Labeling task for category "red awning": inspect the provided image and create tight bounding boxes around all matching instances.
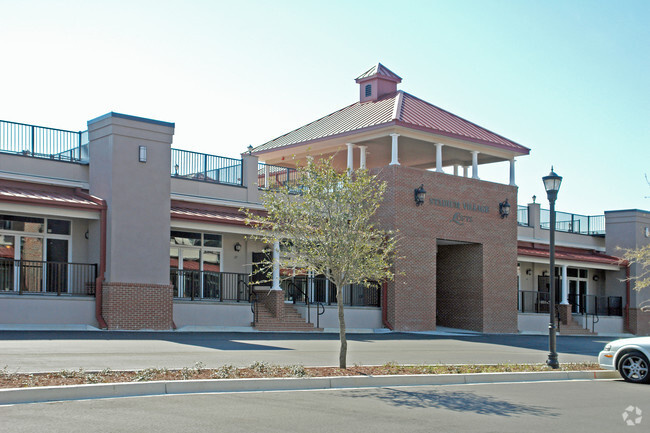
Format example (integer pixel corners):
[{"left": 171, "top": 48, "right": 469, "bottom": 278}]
[{"left": 518, "top": 242, "right": 624, "bottom": 267}]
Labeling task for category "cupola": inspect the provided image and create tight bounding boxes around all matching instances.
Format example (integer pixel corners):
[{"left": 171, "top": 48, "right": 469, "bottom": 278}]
[{"left": 355, "top": 63, "right": 402, "bottom": 103}]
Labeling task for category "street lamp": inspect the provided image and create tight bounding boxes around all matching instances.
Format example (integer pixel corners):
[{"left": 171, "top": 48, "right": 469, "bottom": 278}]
[{"left": 543, "top": 166, "right": 562, "bottom": 369}]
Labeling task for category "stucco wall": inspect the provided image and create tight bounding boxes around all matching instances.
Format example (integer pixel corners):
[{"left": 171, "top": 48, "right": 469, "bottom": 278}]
[
  {"left": 173, "top": 301, "right": 253, "bottom": 327},
  {"left": 293, "top": 304, "right": 382, "bottom": 329},
  {"left": 0, "top": 295, "right": 97, "bottom": 326}
]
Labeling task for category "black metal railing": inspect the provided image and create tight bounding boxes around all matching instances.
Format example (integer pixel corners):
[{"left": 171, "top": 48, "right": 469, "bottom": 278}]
[
  {"left": 519, "top": 290, "right": 622, "bottom": 317},
  {"left": 281, "top": 276, "right": 380, "bottom": 307},
  {"left": 170, "top": 269, "right": 250, "bottom": 301},
  {"left": 257, "top": 163, "right": 300, "bottom": 190},
  {"left": 171, "top": 149, "right": 243, "bottom": 186},
  {"left": 518, "top": 290, "right": 550, "bottom": 313},
  {"left": 540, "top": 209, "right": 605, "bottom": 236},
  {"left": 0, "top": 258, "right": 97, "bottom": 295},
  {"left": 568, "top": 294, "right": 623, "bottom": 317},
  {"left": 517, "top": 205, "right": 529, "bottom": 227},
  {"left": 0, "top": 120, "right": 88, "bottom": 163}
]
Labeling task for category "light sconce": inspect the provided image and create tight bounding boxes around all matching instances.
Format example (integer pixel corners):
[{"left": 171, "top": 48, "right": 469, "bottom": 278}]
[
  {"left": 593, "top": 275, "right": 600, "bottom": 282},
  {"left": 138, "top": 145, "right": 147, "bottom": 163},
  {"left": 414, "top": 184, "right": 426, "bottom": 206},
  {"left": 234, "top": 242, "right": 242, "bottom": 252},
  {"left": 174, "top": 164, "right": 179, "bottom": 176},
  {"left": 526, "top": 269, "right": 532, "bottom": 275},
  {"left": 84, "top": 230, "right": 89, "bottom": 240},
  {"left": 247, "top": 145, "right": 253, "bottom": 155},
  {"left": 499, "top": 198, "right": 511, "bottom": 218}
]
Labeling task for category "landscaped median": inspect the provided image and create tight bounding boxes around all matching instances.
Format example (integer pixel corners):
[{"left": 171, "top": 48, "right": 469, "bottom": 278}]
[{"left": 0, "top": 363, "right": 620, "bottom": 405}]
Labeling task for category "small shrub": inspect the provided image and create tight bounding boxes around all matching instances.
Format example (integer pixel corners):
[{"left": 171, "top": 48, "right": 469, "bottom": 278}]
[
  {"left": 213, "top": 364, "right": 237, "bottom": 379},
  {"left": 287, "top": 364, "right": 306, "bottom": 377}
]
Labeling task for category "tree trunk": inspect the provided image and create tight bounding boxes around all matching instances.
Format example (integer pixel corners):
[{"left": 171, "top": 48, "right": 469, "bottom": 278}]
[{"left": 337, "top": 284, "right": 347, "bottom": 369}]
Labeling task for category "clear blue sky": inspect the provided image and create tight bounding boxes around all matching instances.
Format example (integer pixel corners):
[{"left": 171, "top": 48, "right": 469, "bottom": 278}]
[{"left": 1, "top": 0, "right": 648, "bottom": 215}]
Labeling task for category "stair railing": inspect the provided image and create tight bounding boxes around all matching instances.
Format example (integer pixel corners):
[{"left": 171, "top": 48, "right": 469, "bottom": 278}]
[
  {"left": 315, "top": 302, "right": 325, "bottom": 329},
  {"left": 287, "top": 281, "right": 310, "bottom": 324},
  {"left": 249, "top": 291, "right": 258, "bottom": 324}
]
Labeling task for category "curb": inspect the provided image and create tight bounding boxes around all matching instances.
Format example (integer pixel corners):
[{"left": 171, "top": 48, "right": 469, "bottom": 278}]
[{"left": 0, "top": 370, "right": 620, "bottom": 405}]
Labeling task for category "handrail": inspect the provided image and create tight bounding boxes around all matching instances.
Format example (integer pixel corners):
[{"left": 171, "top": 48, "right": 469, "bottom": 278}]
[
  {"left": 315, "top": 302, "right": 325, "bottom": 329},
  {"left": 237, "top": 279, "right": 251, "bottom": 303},
  {"left": 288, "top": 281, "right": 310, "bottom": 324},
  {"left": 250, "top": 291, "right": 258, "bottom": 324}
]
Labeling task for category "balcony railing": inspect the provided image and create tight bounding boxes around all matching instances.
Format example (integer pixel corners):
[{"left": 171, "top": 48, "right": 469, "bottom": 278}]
[
  {"left": 568, "top": 293, "right": 623, "bottom": 317},
  {"left": 0, "top": 258, "right": 97, "bottom": 296},
  {"left": 281, "top": 275, "right": 381, "bottom": 307},
  {"left": 257, "top": 163, "right": 301, "bottom": 191},
  {"left": 0, "top": 120, "right": 88, "bottom": 164},
  {"left": 517, "top": 205, "right": 529, "bottom": 227},
  {"left": 170, "top": 269, "right": 250, "bottom": 301},
  {"left": 518, "top": 290, "right": 622, "bottom": 317},
  {"left": 540, "top": 209, "right": 605, "bottom": 236},
  {"left": 171, "top": 149, "right": 243, "bottom": 186}
]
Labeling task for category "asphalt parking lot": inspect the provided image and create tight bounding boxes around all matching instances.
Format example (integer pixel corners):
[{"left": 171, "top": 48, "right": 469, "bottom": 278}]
[{"left": 0, "top": 331, "right": 608, "bottom": 373}]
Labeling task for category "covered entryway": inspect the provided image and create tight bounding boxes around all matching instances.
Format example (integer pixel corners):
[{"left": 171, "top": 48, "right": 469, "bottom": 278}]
[{"left": 435, "top": 239, "right": 484, "bottom": 332}]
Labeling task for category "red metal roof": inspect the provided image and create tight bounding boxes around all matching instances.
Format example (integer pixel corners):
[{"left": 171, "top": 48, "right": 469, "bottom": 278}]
[
  {"left": 254, "top": 91, "right": 529, "bottom": 155},
  {"left": 170, "top": 206, "right": 249, "bottom": 226},
  {"left": 0, "top": 186, "right": 101, "bottom": 210},
  {"left": 355, "top": 63, "right": 402, "bottom": 82},
  {"left": 518, "top": 242, "right": 624, "bottom": 267}
]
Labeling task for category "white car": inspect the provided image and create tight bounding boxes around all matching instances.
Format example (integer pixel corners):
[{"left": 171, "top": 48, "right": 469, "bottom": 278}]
[{"left": 599, "top": 337, "right": 650, "bottom": 384}]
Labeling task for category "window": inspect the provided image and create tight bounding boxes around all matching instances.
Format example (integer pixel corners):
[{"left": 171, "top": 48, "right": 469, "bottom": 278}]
[
  {"left": 169, "top": 230, "right": 223, "bottom": 299},
  {"left": 365, "top": 84, "right": 372, "bottom": 97},
  {"left": 0, "top": 214, "right": 72, "bottom": 293}
]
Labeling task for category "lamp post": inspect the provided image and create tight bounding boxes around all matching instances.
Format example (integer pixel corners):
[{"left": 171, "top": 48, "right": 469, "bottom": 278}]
[{"left": 542, "top": 167, "right": 562, "bottom": 369}]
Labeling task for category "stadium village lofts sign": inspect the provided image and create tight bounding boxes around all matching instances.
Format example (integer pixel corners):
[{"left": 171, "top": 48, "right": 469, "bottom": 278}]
[{"left": 428, "top": 198, "right": 490, "bottom": 225}]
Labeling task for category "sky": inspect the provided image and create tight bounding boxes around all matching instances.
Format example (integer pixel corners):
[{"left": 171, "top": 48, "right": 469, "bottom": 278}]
[{"left": 1, "top": 0, "right": 648, "bottom": 215}]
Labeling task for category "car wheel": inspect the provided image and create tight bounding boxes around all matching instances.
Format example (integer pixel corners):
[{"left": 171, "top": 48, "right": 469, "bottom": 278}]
[{"left": 618, "top": 352, "right": 650, "bottom": 384}]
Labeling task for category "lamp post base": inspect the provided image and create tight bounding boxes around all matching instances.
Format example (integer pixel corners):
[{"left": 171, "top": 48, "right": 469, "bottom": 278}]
[{"left": 546, "top": 354, "right": 560, "bottom": 369}]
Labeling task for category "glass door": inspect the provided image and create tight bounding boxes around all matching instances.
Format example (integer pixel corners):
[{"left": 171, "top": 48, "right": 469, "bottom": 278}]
[
  {"left": 0, "top": 235, "right": 15, "bottom": 292},
  {"left": 46, "top": 239, "right": 68, "bottom": 293},
  {"left": 20, "top": 237, "right": 43, "bottom": 292}
]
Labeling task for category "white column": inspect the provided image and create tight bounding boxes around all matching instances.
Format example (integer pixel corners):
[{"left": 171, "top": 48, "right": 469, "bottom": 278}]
[
  {"left": 359, "top": 145, "right": 367, "bottom": 169},
  {"left": 463, "top": 166, "right": 469, "bottom": 178},
  {"left": 435, "top": 143, "right": 444, "bottom": 173},
  {"left": 346, "top": 143, "right": 354, "bottom": 172},
  {"left": 272, "top": 240, "right": 281, "bottom": 291},
  {"left": 453, "top": 164, "right": 459, "bottom": 176},
  {"left": 509, "top": 159, "right": 516, "bottom": 186},
  {"left": 471, "top": 151, "right": 480, "bottom": 179},
  {"left": 264, "top": 164, "right": 270, "bottom": 189},
  {"left": 389, "top": 133, "right": 400, "bottom": 165},
  {"left": 560, "top": 265, "right": 569, "bottom": 305}
]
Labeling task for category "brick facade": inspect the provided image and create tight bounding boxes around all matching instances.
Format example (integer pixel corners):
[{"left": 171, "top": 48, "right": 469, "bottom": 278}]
[
  {"left": 374, "top": 165, "right": 518, "bottom": 332},
  {"left": 628, "top": 308, "right": 650, "bottom": 336},
  {"left": 102, "top": 282, "right": 173, "bottom": 330}
]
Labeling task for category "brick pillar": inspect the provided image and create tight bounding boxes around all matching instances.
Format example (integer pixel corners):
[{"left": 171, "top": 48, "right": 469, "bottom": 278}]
[
  {"left": 256, "top": 288, "right": 285, "bottom": 318},
  {"left": 558, "top": 304, "right": 571, "bottom": 325},
  {"left": 102, "top": 283, "right": 173, "bottom": 330}
]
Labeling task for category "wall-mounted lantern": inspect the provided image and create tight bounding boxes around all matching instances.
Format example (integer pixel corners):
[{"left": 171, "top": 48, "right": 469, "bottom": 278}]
[
  {"left": 234, "top": 242, "right": 242, "bottom": 252},
  {"left": 247, "top": 145, "right": 253, "bottom": 155},
  {"left": 138, "top": 145, "right": 147, "bottom": 163},
  {"left": 499, "top": 198, "right": 511, "bottom": 218},
  {"left": 174, "top": 163, "right": 179, "bottom": 176},
  {"left": 414, "top": 184, "right": 426, "bottom": 206}
]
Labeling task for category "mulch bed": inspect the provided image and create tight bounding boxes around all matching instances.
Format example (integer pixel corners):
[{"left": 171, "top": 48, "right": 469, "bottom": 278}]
[{"left": 0, "top": 362, "right": 602, "bottom": 389}]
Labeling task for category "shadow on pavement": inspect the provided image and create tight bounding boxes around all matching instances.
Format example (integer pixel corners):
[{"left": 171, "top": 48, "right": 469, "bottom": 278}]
[{"left": 345, "top": 387, "right": 559, "bottom": 417}]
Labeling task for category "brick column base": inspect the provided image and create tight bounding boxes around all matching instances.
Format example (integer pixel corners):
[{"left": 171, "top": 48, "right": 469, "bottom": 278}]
[
  {"left": 558, "top": 304, "right": 572, "bottom": 325},
  {"left": 628, "top": 308, "right": 650, "bottom": 336},
  {"left": 255, "top": 288, "right": 285, "bottom": 318},
  {"left": 102, "top": 282, "right": 173, "bottom": 330}
]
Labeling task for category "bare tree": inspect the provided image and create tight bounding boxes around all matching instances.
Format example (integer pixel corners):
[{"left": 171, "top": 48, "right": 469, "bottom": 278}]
[{"left": 245, "top": 157, "right": 396, "bottom": 368}]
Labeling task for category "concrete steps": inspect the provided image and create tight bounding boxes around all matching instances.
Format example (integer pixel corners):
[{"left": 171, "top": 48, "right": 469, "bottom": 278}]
[
  {"left": 558, "top": 316, "right": 597, "bottom": 335},
  {"left": 253, "top": 303, "right": 323, "bottom": 332}
]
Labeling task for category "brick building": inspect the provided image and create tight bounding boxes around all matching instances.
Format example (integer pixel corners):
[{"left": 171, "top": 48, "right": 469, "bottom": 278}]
[{"left": 0, "top": 64, "right": 648, "bottom": 334}]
